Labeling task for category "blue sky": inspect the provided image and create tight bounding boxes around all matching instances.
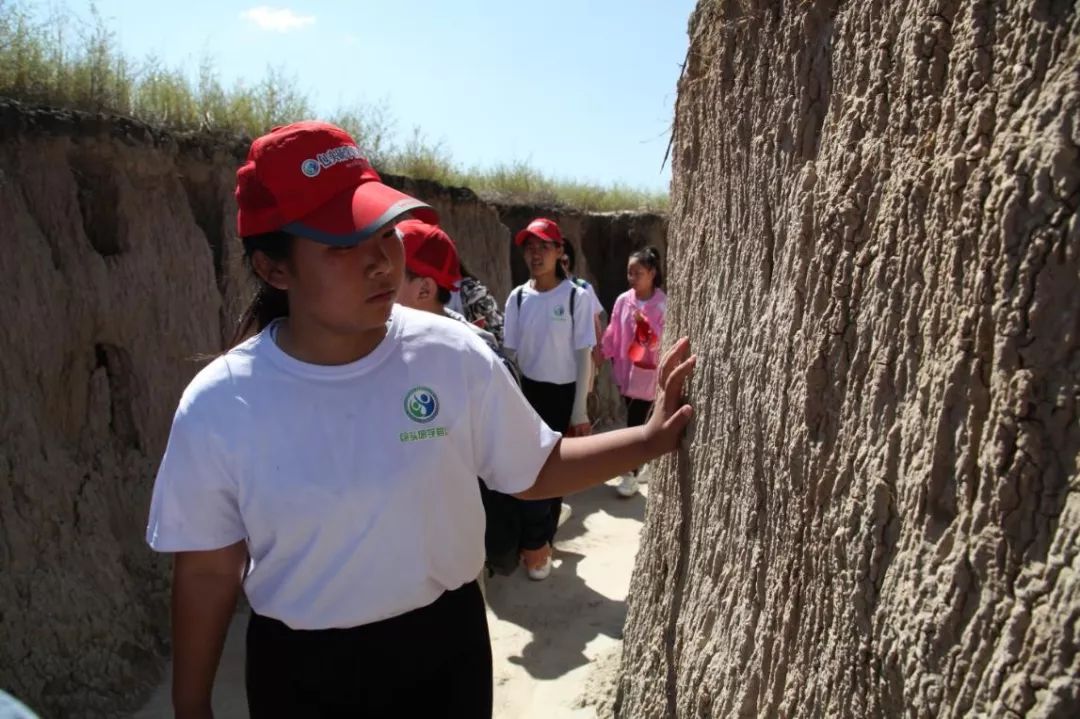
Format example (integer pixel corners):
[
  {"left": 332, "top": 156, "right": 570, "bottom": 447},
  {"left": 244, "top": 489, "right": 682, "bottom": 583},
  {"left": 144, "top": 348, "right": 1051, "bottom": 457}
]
[{"left": 80, "top": 1, "right": 696, "bottom": 191}]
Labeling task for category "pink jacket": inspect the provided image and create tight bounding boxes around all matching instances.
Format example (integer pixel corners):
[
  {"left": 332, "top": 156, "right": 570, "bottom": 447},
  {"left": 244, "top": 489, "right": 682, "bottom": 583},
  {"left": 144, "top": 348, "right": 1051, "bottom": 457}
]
[{"left": 602, "top": 288, "right": 667, "bottom": 400}]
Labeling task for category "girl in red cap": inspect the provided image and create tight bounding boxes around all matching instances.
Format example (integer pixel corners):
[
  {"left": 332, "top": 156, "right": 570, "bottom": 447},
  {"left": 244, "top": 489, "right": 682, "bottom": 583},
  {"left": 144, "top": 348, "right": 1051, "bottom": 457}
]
[
  {"left": 504, "top": 217, "right": 596, "bottom": 581},
  {"left": 602, "top": 246, "right": 668, "bottom": 497},
  {"left": 146, "top": 123, "right": 695, "bottom": 718}
]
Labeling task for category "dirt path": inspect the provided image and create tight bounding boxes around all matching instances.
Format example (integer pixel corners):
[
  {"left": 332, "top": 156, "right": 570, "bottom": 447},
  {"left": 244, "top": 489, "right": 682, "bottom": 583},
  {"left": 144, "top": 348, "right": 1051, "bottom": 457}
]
[{"left": 133, "top": 479, "right": 645, "bottom": 718}]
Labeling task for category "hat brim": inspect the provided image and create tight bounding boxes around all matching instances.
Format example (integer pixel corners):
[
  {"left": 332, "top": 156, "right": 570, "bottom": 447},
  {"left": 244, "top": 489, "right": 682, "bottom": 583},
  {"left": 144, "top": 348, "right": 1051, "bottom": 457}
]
[
  {"left": 284, "top": 181, "right": 437, "bottom": 247},
  {"left": 514, "top": 228, "right": 564, "bottom": 245}
]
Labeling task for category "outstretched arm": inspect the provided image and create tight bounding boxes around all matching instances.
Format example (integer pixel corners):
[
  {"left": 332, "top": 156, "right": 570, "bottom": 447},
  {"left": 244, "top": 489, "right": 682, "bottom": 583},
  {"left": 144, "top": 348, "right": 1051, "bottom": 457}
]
[
  {"left": 516, "top": 338, "right": 696, "bottom": 500},
  {"left": 567, "top": 347, "right": 593, "bottom": 437}
]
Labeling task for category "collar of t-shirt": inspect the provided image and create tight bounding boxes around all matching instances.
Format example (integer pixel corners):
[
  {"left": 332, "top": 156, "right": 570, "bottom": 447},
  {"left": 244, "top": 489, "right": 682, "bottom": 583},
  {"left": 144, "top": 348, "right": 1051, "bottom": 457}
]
[{"left": 262, "top": 314, "right": 402, "bottom": 380}]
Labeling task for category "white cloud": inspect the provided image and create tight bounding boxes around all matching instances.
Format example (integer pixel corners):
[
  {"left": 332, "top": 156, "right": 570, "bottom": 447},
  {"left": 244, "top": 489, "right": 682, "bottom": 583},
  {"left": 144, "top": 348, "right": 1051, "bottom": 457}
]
[{"left": 240, "top": 6, "right": 316, "bottom": 32}]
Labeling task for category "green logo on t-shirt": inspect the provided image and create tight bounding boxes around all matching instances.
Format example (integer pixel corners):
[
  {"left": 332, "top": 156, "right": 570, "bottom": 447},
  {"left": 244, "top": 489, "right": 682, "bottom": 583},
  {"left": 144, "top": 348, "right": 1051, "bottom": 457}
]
[
  {"left": 552, "top": 304, "right": 566, "bottom": 320},
  {"left": 399, "top": 426, "right": 448, "bottom": 443},
  {"left": 404, "top": 386, "right": 439, "bottom": 423}
]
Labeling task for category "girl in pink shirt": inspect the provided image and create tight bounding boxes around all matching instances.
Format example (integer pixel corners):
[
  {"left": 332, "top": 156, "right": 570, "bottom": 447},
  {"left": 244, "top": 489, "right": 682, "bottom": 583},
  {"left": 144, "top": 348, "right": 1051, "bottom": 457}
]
[{"left": 601, "top": 246, "right": 667, "bottom": 497}]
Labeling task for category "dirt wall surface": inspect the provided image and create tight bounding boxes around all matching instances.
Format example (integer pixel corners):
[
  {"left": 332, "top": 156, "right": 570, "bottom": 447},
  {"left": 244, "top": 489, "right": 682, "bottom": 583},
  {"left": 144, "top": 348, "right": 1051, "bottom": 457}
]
[
  {"left": 617, "top": 2, "right": 1079, "bottom": 718},
  {"left": 0, "top": 101, "right": 222, "bottom": 717},
  {"left": 582, "top": 212, "right": 670, "bottom": 314}
]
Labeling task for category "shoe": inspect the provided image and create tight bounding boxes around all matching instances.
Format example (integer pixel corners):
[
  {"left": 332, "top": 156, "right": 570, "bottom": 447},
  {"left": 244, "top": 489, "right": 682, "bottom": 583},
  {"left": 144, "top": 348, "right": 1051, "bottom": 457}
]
[
  {"left": 558, "top": 503, "right": 572, "bottom": 527},
  {"left": 616, "top": 473, "right": 639, "bottom": 498},
  {"left": 522, "top": 545, "right": 553, "bottom": 581},
  {"left": 637, "top": 464, "right": 651, "bottom": 484}
]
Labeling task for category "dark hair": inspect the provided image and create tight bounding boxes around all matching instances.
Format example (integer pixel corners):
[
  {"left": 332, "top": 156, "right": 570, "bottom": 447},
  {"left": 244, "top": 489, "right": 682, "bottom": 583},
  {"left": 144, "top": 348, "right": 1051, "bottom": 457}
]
[
  {"left": 630, "top": 246, "right": 664, "bottom": 289},
  {"left": 458, "top": 259, "right": 476, "bottom": 280},
  {"left": 230, "top": 231, "right": 294, "bottom": 347},
  {"left": 405, "top": 269, "right": 452, "bottom": 306},
  {"left": 562, "top": 241, "right": 577, "bottom": 272}
]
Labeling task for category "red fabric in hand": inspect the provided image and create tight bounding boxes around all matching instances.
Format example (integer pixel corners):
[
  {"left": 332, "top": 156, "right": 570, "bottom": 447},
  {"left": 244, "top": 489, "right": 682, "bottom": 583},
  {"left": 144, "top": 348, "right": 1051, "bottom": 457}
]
[{"left": 628, "top": 314, "right": 657, "bottom": 367}]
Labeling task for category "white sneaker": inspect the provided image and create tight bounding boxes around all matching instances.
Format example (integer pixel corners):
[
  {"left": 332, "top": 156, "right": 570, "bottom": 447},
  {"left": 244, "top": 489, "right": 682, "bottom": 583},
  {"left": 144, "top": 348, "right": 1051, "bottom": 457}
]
[
  {"left": 522, "top": 545, "right": 553, "bottom": 581},
  {"left": 616, "top": 473, "right": 639, "bottom": 497},
  {"left": 558, "top": 503, "right": 572, "bottom": 527},
  {"left": 527, "top": 555, "right": 552, "bottom": 581}
]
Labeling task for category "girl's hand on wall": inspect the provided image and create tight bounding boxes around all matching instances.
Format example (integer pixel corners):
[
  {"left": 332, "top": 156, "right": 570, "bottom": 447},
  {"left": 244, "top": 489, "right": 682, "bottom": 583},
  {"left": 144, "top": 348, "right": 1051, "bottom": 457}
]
[{"left": 643, "top": 338, "right": 695, "bottom": 454}]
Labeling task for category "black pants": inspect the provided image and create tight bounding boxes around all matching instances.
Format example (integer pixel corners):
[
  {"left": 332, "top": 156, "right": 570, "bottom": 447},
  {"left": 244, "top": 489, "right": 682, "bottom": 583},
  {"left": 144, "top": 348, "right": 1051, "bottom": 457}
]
[
  {"left": 246, "top": 581, "right": 491, "bottom": 717},
  {"left": 518, "top": 376, "right": 576, "bottom": 550},
  {"left": 624, "top": 396, "right": 653, "bottom": 429},
  {"left": 479, "top": 479, "right": 521, "bottom": 575},
  {"left": 624, "top": 397, "right": 653, "bottom": 475}
]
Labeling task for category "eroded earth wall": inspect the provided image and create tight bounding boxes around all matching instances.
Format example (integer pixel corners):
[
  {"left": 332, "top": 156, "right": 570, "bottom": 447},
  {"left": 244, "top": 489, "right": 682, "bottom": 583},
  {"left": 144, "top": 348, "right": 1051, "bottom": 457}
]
[
  {"left": 618, "top": 2, "right": 1079, "bottom": 717},
  {"left": 0, "top": 103, "right": 219, "bottom": 717}
]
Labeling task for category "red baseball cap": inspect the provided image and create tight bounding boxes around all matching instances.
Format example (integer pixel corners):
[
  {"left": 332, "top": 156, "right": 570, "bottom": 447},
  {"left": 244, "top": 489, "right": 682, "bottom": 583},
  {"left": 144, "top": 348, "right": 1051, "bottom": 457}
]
[
  {"left": 514, "top": 217, "right": 564, "bottom": 246},
  {"left": 235, "top": 121, "right": 437, "bottom": 245},
  {"left": 398, "top": 220, "right": 463, "bottom": 292}
]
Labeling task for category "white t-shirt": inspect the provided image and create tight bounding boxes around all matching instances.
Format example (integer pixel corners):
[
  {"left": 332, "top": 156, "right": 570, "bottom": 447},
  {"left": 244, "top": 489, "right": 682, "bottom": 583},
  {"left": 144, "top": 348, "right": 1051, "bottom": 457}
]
[
  {"left": 447, "top": 290, "right": 463, "bottom": 315},
  {"left": 146, "top": 306, "right": 559, "bottom": 630},
  {"left": 576, "top": 279, "right": 605, "bottom": 318},
  {"left": 504, "top": 279, "right": 595, "bottom": 384}
]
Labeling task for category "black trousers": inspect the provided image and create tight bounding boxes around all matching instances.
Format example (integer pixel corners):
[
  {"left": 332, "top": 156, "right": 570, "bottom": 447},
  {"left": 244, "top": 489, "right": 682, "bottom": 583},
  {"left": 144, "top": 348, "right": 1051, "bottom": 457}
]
[
  {"left": 624, "top": 397, "right": 653, "bottom": 475},
  {"left": 518, "top": 376, "right": 576, "bottom": 550},
  {"left": 624, "top": 396, "right": 653, "bottom": 429},
  {"left": 246, "top": 581, "right": 491, "bottom": 717}
]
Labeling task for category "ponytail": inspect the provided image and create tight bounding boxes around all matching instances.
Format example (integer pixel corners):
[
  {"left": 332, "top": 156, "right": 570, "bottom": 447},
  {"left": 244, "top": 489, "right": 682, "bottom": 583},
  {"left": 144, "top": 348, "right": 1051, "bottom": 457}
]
[
  {"left": 630, "top": 245, "right": 663, "bottom": 289},
  {"left": 230, "top": 231, "right": 294, "bottom": 347}
]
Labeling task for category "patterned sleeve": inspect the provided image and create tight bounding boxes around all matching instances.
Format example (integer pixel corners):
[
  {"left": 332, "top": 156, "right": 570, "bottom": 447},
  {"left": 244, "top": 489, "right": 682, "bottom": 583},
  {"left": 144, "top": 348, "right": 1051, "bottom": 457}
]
[{"left": 461, "top": 277, "right": 505, "bottom": 346}]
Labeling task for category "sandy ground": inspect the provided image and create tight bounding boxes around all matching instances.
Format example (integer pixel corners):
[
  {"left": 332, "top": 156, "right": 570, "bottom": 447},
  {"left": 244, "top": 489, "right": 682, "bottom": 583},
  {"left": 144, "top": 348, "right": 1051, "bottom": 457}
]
[{"left": 132, "top": 478, "right": 645, "bottom": 719}]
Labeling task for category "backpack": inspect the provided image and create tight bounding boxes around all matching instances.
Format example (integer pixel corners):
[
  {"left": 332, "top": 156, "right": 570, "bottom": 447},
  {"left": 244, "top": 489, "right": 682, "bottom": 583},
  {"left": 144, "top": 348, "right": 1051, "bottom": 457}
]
[
  {"left": 495, "top": 346, "right": 522, "bottom": 388},
  {"left": 473, "top": 326, "right": 522, "bottom": 576},
  {"left": 459, "top": 277, "right": 505, "bottom": 346}
]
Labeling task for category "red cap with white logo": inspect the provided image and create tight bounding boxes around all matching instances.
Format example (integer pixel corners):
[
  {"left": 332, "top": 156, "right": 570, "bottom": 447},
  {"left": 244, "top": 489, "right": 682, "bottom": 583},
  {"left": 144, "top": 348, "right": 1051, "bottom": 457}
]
[
  {"left": 235, "top": 121, "right": 437, "bottom": 245},
  {"left": 514, "top": 217, "right": 564, "bottom": 246}
]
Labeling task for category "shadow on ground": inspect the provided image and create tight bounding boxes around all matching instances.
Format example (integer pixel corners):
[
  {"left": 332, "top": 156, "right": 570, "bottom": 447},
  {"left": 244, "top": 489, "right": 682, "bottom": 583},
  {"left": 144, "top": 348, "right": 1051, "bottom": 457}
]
[{"left": 484, "top": 482, "right": 647, "bottom": 681}]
